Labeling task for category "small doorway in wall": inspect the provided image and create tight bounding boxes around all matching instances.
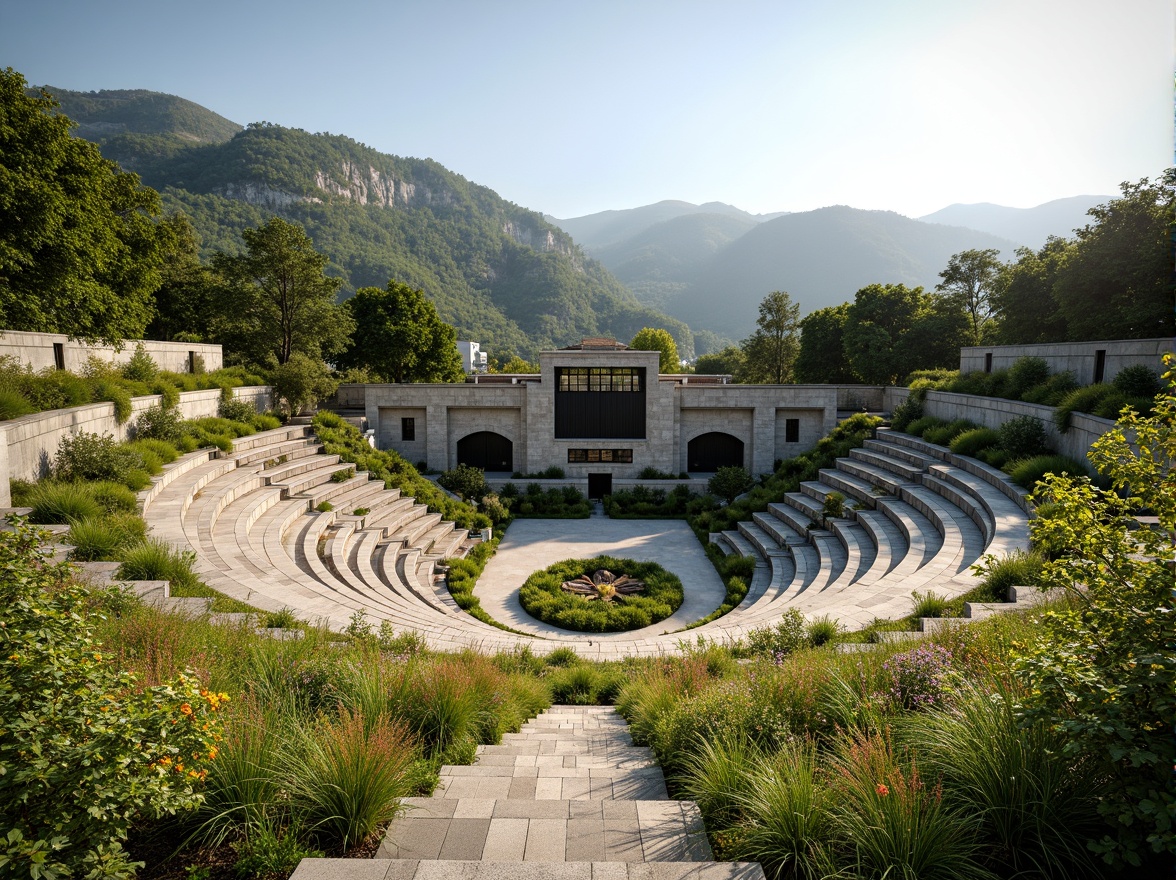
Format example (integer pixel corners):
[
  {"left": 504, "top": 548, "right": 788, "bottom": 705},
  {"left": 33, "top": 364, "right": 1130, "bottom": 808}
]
[
  {"left": 53, "top": 343, "right": 65, "bottom": 371},
  {"left": 587, "top": 473, "right": 612, "bottom": 500},
  {"left": 1093, "top": 349, "right": 1107, "bottom": 384},
  {"left": 984, "top": 352, "right": 993, "bottom": 373}
]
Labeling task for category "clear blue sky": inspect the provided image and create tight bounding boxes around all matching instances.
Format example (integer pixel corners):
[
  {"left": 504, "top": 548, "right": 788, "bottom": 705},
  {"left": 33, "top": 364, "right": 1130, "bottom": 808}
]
[{"left": 2, "top": 0, "right": 1170, "bottom": 218}]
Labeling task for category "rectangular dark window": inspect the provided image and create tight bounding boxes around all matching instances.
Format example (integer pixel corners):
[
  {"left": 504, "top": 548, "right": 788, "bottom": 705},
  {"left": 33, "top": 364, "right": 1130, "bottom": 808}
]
[
  {"left": 785, "top": 418, "right": 800, "bottom": 443},
  {"left": 401, "top": 417, "right": 415, "bottom": 441},
  {"left": 188, "top": 351, "right": 197, "bottom": 374},
  {"left": 567, "top": 449, "right": 633, "bottom": 464},
  {"left": 555, "top": 367, "right": 646, "bottom": 439},
  {"left": 1093, "top": 349, "right": 1107, "bottom": 384},
  {"left": 52, "top": 343, "right": 65, "bottom": 371},
  {"left": 984, "top": 352, "right": 993, "bottom": 374}
]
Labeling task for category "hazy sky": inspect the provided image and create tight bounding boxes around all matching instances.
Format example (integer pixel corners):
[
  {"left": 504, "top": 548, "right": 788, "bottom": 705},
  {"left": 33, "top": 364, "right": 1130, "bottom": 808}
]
[{"left": 3, "top": 0, "right": 1170, "bottom": 218}]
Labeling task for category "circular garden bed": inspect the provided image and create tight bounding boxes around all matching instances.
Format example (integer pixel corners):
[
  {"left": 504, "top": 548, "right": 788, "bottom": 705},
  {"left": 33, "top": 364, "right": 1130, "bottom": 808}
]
[{"left": 518, "top": 555, "right": 683, "bottom": 633}]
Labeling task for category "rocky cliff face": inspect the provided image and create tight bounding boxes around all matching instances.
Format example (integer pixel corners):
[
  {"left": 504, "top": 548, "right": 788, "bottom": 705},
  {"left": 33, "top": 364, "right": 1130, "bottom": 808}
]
[
  {"left": 501, "top": 218, "right": 580, "bottom": 262},
  {"left": 217, "top": 182, "right": 320, "bottom": 208}
]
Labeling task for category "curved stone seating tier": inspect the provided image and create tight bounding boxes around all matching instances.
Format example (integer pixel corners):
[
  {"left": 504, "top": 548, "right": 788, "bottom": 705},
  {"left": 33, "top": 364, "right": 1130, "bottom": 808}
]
[{"left": 139, "top": 423, "right": 1031, "bottom": 655}]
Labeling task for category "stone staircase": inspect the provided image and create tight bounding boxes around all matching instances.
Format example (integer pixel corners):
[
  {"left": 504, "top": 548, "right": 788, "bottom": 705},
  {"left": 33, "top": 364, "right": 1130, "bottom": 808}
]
[{"left": 291, "top": 705, "right": 765, "bottom": 879}]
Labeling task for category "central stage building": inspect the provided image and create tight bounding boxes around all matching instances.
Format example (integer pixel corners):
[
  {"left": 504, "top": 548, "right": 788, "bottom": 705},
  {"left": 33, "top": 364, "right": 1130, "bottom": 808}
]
[{"left": 357, "top": 339, "right": 839, "bottom": 493}]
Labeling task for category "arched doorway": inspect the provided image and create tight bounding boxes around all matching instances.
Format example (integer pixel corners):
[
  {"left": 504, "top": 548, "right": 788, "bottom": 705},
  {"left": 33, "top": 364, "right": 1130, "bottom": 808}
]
[
  {"left": 687, "top": 432, "right": 744, "bottom": 472},
  {"left": 457, "top": 431, "right": 514, "bottom": 472}
]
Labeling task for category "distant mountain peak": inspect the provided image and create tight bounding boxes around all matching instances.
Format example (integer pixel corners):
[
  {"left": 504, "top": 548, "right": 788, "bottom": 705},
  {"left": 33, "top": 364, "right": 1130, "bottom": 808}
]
[{"left": 918, "top": 195, "right": 1111, "bottom": 249}]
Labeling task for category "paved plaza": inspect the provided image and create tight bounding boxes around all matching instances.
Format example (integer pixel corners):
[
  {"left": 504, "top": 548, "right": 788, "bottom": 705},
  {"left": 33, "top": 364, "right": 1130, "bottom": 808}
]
[{"left": 475, "top": 515, "right": 727, "bottom": 641}]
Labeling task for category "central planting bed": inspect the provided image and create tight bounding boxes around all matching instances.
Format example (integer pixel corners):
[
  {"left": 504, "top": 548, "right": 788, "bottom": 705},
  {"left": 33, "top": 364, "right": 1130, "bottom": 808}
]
[{"left": 518, "top": 555, "right": 684, "bottom": 633}]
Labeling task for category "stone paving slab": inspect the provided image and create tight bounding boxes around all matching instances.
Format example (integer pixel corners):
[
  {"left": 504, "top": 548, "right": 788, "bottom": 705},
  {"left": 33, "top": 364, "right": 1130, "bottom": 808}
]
[{"left": 292, "top": 861, "right": 767, "bottom": 879}]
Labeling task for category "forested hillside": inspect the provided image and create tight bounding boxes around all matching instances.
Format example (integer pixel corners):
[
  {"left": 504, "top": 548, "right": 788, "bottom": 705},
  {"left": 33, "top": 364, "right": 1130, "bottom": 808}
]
[{"left": 48, "top": 87, "right": 693, "bottom": 360}]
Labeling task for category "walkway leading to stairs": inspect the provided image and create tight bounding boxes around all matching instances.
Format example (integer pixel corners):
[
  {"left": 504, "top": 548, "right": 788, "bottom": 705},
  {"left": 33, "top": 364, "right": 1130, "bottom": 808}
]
[{"left": 291, "top": 705, "right": 765, "bottom": 879}]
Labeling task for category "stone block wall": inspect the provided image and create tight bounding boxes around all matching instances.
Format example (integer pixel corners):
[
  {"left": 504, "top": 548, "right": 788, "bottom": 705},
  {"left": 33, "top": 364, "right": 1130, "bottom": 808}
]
[
  {"left": 959, "top": 338, "right": 1172, "bottom": 385},
  {"left": 883, "top": 386, "right": 1116, "bottom": 465},
  {"left": 1, "top": 386, "right": 271, "bottom": 507},
  {"left": 0, "top": 330, "right": 223, "bottom": 374}
]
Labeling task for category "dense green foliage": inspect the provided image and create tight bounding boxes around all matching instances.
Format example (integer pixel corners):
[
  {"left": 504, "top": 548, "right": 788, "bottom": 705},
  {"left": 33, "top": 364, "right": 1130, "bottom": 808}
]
[
  {"left": 936, "top": 248, "right": 1003, "bottom": 344},
  {"left": 0, "top": 520, "right": 225, "bottom": 878},
  {"left": 518, "top": 556, "right": 683, "bottom": 632},
  {"left": 338, "top": 281, "right": 463, "bottom": 383},
  {"left": 629, "top": 327, "right": 680, "bottom": 373},
  {"left": 843, "top": 283, "right": 969, "bottom": 384},
  {"left": 211, "top": 216, "right": 353, "bottom": 365},
  {"left": 498, "top": 482, "right": 592, "bottom": 518},
  {"left": 737, "top": 291, "right": 801, "bottom": 384},
  {"left": 0, "top": 70, "right": 176, "bottom": 344},
  {"left": 794, "top": 303, "right": 859, "bottom": 383}
]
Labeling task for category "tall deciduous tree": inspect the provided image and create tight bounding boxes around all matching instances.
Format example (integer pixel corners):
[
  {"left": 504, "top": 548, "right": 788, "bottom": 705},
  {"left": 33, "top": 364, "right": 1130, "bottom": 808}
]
[
  {"left": 991, "top": 237, "right": 1072, "bottom": 344},
  {"left": 211, "top": 217, "right": 353, "bottom": 365},
  {"left": 739, "top": 291, "right": 801, "bottom": 384},
  {"left": 338, "top": 281, "right": 463, "bottom": 383},
  {"left": 936, "top": 248, "right": 1003, "bottom": 344},
  {"left": 0, "top": 69, "right": 173, "bottom": 343},
  {"left": 842, "top": 283, "right": 968, "bottom": 384},
  {"left": 693, "top": 345, "right": 745, "bottom": 377},
  {"left": 795, "top": 304, "right": 859, "bottom": 383},
  {"left": 1050, "top": 176, "right": 1174, "bottom": 341},
  {"left": 630, "top": 327, "right": 680, "bottom": 373}
]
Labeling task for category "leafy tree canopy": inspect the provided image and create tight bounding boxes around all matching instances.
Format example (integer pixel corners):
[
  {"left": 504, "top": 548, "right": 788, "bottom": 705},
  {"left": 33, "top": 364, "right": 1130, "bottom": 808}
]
[
  {"left": 842, "top": 283, "right": 968, "bottom": 384},
  {"left": 0, "top": 68, "right": 174, "bottom": 344},
  {"left": 795, "top": 303, "right": 859, "bottom": 383},
  {"left": 693, "top": 345, "right": 745, "bottom": 377},
  {"left": 211, "top": 216, "right": 353, "bottom": 366},
  {"left": 738, "top": 291, "right": 801, "bottom": 384},
  {"left": 630, "top": 327, "right": 681, "bottom": 373},
  {"left": 338, "top": 281, "right": 463, "bottom": 383},
  {"left": 936, "top": 248, "right": 1002, "bottom": 345},
  {"left": 990, "top": 237, "right": 1072, "bottom": 344}
]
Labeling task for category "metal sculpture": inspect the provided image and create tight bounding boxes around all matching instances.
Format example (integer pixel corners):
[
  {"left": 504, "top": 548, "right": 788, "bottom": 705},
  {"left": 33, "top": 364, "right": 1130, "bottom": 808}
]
[{"left": 560, "top": 569, "right": 645, "bottom": 603}]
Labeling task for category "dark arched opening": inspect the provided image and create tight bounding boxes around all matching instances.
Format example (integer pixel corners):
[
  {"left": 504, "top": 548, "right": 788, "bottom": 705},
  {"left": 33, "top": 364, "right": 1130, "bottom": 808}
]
[
  {"left": 687, "top": 432, "right": 744, "bottom": 472},
  {"left": 457, "top": 431, "right": 514, "bottom": 472}
]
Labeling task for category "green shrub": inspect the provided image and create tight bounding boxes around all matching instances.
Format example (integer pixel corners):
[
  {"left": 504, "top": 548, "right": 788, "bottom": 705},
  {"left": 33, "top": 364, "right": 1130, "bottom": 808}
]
[
  {"left": 745, "top": 610, "right": 808, "bottom": 659},
  {"left": 547, "top": 664, "right": 622, "bottom": 705},
  {"left": 91, "top": 379, "right": 133, "bottom": 424},
  {"left": 805, "top": 615, "right": 841, "bottom": 647},
  {"left": 1007, "top": 455, "right": 1088, "bottom": 490},
  {"left": 1005, "top": 357, "right": 1051, "bottom": 400},
  {"left": 232, "top": 821, "right": 323, "bottom": 877},
  {"left": 977, "top": 447, "right": 1010, "bottom": 469},
  {"left": 330, "top": 467, "right": 356, "bottom": 483},
  {"left": 25, "top": 482, "right": 103, "bottom": 524},
  {"left": 218, "top": 394, "right": 258, "bottom": 423},
  {"left": 438, "top": 464, "right": 490, "bottom": 502},
  {"left": 905, "top": 416, "right": 947, "bottom": 438},
  {"left": 53, "top": 430, "right": 146, "bottom": 484},
  {"left": 997, "top": 415, "right": 1049, "bottom": 458},
  {"left": 315, "top": 501, "right": 334, "bottom": 513},
  {"left": 923, "top": 419, "right": 977, "bottom": 447},
  {"left": 1091, "top": 389, "right": 1130, "bottom": 419},
  {"left": 0, "top": 389, "right": 35, "bottom": 420},
  {"left": 889, "top": 395, "right": 924, "bottom": 431},
  {"left": 0, "top": 519, "right": 225, "bottom": 877},
  {"left": 821, "top": 491, "right": 845, "bottom": 520},
  {"left": 121, "top": 343, "right": 158, "bottom": 383},
  {"left": 708, "top": 466, "right": 753, "bottom": 504},
  {"left": 127, "top": 437, "right": 180, "bottom": 466},
  {"left": 1021, "top": 370, "right": 1079, "bottom": 406},
  {"left": 1112, "top": 364, "right": 1162, "bottom": 399},
  {"left": 134, "top": 403, "right": 184, "bottom": 443},
  {"left": 949, "top": 427, "right": 1000, "bottom": 457},
  {"left": 544, "top": 646, "right": 580, "bottom": 667},
  {"left": 518, "top": 556, "right": 683, "bottom": 633},
  {"left": 1053, "top": 384, "right": 1115, "bottom": 432}
]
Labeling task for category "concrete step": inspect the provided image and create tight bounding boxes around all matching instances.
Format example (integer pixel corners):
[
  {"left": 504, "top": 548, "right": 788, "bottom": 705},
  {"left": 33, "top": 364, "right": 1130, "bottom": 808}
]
[{"left": 292, "top": 861, "right": 764, "bottom": 879}]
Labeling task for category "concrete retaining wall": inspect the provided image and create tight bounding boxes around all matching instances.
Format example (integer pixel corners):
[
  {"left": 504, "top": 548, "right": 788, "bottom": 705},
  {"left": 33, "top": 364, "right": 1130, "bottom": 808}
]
[
  {"left": 0, "top": 329, "right": 223, "bottom": 374},
  {"left": 959, "top": 338, "right": 1172, "bottom": 385},
  {"left": 0, "top": 386, "right": 271, "bottom": 507},
  {"left": 884, "top": 386, "right": 1116, "bottom": 464}
]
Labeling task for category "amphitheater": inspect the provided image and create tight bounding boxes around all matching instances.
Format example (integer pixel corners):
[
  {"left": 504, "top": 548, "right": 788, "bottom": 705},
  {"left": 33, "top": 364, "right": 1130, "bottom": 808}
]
[
  {"left": 6, "top": 334, "right": 1157, "bottom": 658},
  {"left": 118, "top": 417, "right": 1032, "bottom": 657}
]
